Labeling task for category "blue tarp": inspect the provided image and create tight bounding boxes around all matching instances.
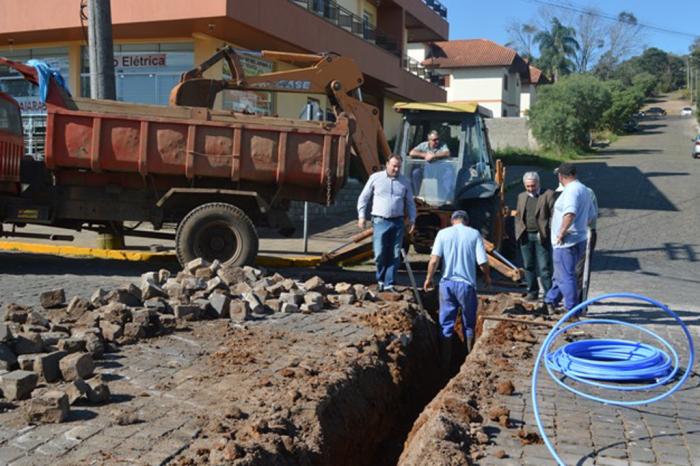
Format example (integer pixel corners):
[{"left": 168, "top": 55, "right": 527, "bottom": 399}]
[{"left": 26, "top": 59, "right": 71, "bottom": 103}]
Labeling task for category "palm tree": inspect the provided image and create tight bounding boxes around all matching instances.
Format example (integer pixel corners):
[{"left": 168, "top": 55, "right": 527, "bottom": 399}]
[{"left": 535, "top": 18, "right": 580, "bottom": 81}]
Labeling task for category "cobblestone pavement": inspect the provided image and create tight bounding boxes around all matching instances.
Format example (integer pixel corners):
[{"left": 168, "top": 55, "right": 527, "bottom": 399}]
[
  {"left": 0, "top": 252, "right": 162, "bottom": 311},
  {"left": 480, "top": 108, "right": 700, "bottom": 465},
  {"left": 0, "top": 305, "right": 381, "bottom": 465}
]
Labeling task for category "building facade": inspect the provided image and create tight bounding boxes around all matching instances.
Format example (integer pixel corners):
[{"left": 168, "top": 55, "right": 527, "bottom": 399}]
[
  {"left": 0, "top": 0, "right": 449, "bottom": 156},
  {"left": 417, "top": 39, "right": 531, "bottom": 117},
  {"left": 520, "top": 64, "right": 549, "bottom": 117}
]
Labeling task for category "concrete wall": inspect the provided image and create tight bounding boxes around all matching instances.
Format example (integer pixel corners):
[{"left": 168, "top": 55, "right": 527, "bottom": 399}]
[
  {"left": 484, "top": 117, "right": 539, "bottom": 151},
  {"left": 288, "top": 179, "right": 364, "bottom": 228}
]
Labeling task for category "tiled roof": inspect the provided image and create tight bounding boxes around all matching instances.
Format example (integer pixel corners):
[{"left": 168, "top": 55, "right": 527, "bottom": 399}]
[
  {"left": 527, "top": 65, "right": 550, "bottom": 85},
  {"left": 423, "top": 39, "right": 517, "bottom": 68},
  {"left": 423, "top": 39, "right": 530, "bottom": 79}
]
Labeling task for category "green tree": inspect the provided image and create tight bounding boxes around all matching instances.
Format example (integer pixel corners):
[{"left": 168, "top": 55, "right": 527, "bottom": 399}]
[
  {"left": 534, "top": 18, "right": 580, "bottom": 81},
  {"left": 600, "top": 80, "right": 645, "bottom": 134},
  {"left": 690, "top": 37, "right": 700, "bottom": 68},
  {"left": 631, "top": 72, "right": 657, "bottom": 97},
  {"left": 529, "top": 74, "right": 611, "bottom": 151}
]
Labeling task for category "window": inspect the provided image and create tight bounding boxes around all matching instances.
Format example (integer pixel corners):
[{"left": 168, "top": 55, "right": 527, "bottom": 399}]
[
  {"left": 362, "top": 10, "right": 375, "bottom": 41},
  {"left": 503, "top": 74, "right": 508, "bottom": 91},
  {"left": 222, "top": 52, "right": 274, "bottom": 115},
  {"left": 398, "top": 115, "right": 493, "bottom": 207},
  {"left": 0, "top": 47, "right": 69, "bottom": 158},
  {"left": 0, "top": 99, "right": 22, "bottom": 135},
  {"left": 0, "top": 47, "right": 69, "bottom": 115},
  {"left": 80, "top": 42, "right": 194, "bottom": 105}
]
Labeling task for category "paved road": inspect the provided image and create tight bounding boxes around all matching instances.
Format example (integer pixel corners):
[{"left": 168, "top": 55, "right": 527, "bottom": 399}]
[
  {"left": 583, "top": 114, "right": 700, "bottom": 313},
  {"left": 482, "top": 110, "right": 700, "bottom": 466}
]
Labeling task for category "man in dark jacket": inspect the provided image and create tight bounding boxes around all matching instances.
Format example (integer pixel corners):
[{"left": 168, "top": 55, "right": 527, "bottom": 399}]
[{"left": 513, "top": 171, "right": 555, "bottom": 300}]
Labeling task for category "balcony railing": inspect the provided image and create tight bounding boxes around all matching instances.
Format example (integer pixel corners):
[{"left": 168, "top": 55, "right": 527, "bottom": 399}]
[
  {"left": 422, "top": 0, "right": 448, "bottom": 19},
  {"left": 290, "top": 0, "right": 401, "bottom": 57},
  {"left": 402, "top": 55, "right": 445, "bottom": 87}
]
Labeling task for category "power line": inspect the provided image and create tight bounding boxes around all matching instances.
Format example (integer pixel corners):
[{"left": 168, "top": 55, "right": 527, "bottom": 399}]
[{"left": 522, "top": 0, "right": 699, "bottom": 39}]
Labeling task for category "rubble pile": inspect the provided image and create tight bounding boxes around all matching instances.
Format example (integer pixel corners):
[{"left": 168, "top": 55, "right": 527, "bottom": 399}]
[{"left": 0, "top": 258, "right": 384, "bottom": 424}]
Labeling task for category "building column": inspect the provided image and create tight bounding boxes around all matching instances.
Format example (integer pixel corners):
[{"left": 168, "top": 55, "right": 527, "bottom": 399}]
[
  {"left": 193, "top": 33, "right": 224, "bottom": 109},
  {"left": 377, "top": 2, "right": 405, "bottom": 57},
  {"left": 67, "top": 43, "right": 82, "bottom": 97}
]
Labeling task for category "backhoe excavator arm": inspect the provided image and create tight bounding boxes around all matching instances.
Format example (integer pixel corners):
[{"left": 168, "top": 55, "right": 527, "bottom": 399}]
[{"left": 169, "top": 47, "right": 389, "bottom": 177}]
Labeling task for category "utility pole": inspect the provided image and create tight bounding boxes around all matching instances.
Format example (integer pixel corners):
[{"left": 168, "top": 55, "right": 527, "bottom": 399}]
[
  {"left": 87, "top": 0, "right": 116, "bottom": 100},
  {"left": 87, "top": 0, "right": 122, "bottom": 249}
]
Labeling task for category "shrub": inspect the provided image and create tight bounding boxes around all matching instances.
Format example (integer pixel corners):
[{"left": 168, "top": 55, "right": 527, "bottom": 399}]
[
  {"left": 631, "top": 72, "right": 657, "bottom": 97},
  {"left": 600, "top": 80, "right": 645, "bottom": 134},
  {"left": 529, "top": 74, "right": 611, "bottom": 151}
]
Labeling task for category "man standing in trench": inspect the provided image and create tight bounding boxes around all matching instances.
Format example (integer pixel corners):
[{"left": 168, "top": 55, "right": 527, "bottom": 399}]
[
  {"left": 357, "top": 154, "right": 416, "bottom": 292},
  {"left": 423, "top": 210, "right": 491, "bottom": 367}
]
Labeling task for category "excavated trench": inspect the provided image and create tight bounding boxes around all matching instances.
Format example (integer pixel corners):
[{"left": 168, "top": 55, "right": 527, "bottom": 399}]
[
  {"left": 173, "top": 283, "right": 520, "bottom": 466},
  {"left": 305, "top": 291, "right": 518, "bottom": 466},
  {"left": 311, "top": 298, "right": 454, "bottom": 466},
  {"left": 290, "top": 290, "right": 490, "bottom": 466}
]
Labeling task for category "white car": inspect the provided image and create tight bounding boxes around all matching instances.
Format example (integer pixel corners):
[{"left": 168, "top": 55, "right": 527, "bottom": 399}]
[
  {"left": 693, "top": 135, "right": 700, "bottom": 159},
  {"left": 681, "top": 107, "right": 694, "bottom": 116}
]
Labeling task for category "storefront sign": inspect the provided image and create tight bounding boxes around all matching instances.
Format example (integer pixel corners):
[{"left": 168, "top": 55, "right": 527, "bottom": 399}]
[
  {"left": 114, "top": 54, "right": 167, "bottom": 69},
  {"left": 15, "top": 96, "right": 46, "bottom": 114}
]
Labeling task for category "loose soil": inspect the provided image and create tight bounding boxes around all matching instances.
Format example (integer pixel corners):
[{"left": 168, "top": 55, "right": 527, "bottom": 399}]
[{"left": 172, "top": 298, "right": 448, "bottom": 466}]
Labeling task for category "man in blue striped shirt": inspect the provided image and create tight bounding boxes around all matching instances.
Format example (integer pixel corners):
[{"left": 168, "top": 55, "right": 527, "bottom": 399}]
[{"left": 357, "top": 154, "right": 416, "bottom": 291}]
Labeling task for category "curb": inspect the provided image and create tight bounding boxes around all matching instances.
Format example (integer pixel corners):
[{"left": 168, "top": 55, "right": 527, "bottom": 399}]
[
  {"left": 0, "top": 241, "right": 176, "bottom": 262},
  {"left": 0, "top": 240, "right": 325, "bottom": 268}
]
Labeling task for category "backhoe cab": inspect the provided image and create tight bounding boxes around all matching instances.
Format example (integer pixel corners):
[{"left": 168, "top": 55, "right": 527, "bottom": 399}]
[{"left": 394, "top": 102, "right": 504, "bottom": 253}]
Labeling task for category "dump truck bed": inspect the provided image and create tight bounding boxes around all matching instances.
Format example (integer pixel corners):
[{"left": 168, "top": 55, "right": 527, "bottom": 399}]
[{"left": 45, "top": 97, "right": 351, "bottom": 204}]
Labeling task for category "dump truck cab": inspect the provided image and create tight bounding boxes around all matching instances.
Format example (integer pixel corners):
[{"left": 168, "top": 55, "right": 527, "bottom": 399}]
[{"left": 394, "top": 102, "right": 502, "bottom": 252}]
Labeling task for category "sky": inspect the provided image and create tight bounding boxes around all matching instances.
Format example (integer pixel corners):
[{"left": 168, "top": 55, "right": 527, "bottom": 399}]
[{"left": 442, "top": 0, "right": 699, "bottom": 57}]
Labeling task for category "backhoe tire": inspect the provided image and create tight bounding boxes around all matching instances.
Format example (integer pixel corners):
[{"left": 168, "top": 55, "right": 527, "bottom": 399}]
[
  {"left": 175, "top": 203, "right": 258, "bottom": 267},
  {"left": 464, "top": 196, "right": 498, "bottom": 239}
]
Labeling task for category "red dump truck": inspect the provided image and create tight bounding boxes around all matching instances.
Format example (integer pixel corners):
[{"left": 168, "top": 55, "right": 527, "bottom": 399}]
[{"left": 0, "top": 50, "right": 389, "bottom": 266}]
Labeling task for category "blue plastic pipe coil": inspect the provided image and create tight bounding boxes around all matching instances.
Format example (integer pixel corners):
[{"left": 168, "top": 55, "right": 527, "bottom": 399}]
[{"left": 531, "top": 293, "right": 695, "bottom": 465}]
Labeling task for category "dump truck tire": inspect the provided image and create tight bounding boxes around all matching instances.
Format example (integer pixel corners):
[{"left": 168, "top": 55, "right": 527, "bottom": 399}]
[{"left": 176, "top": 202, "right": 258, "bottom": 267}]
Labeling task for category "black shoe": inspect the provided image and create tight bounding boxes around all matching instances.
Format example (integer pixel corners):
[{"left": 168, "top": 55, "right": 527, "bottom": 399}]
[
  {"left": 526, "top": 292, "right": 539, "bottom": 302},
  {"left": 545, "top": 302, "right": 556, "bottom": 316}
]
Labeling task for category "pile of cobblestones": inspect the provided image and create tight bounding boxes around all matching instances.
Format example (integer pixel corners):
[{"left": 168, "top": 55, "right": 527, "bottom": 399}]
[{"left": 0, "top": 258, "right": 382, "bottom": 426}]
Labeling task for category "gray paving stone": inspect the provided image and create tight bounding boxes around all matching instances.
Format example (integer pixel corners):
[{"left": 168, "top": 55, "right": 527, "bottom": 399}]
[{"left": 0, "top": 444, "right": 26, "bottom": 464}]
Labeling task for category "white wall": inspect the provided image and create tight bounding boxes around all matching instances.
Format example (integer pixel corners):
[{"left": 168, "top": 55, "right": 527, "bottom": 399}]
[
  {"left": 442, "top": 67, "right": 521, "bottom": 118},
  {"left": 406, "top": 43, "right": 427, "bottom": 63},
  {"left": 520, "top": 84, "right": 535, "bottom": 116}
]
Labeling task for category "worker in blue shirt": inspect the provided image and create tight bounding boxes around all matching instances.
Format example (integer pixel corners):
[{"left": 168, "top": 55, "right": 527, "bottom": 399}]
[
  {"left": 423, "top": 210, "right": 492, "bottom": 367},
  {"left": 357, "top": 154, "right": 416, "bottom": 292},
  {"left": 545, "top": 163, "right": 596, "bottom": 315}
]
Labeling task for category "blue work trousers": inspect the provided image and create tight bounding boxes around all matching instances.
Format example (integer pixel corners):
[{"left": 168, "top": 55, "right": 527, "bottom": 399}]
[
  {"left": 545, "top": 241, "right": 586, "bottom": 311},
  {"left": 439, "top": 279, "right": 477, "bottom": 340},
  {"left": 372, "top": 216, "right": 404, "bottom": 288}
]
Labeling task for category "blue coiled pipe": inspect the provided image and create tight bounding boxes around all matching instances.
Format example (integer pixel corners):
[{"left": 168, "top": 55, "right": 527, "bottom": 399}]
[{"left": 531, "top": 293, "right": 695, "bottom": 465}]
